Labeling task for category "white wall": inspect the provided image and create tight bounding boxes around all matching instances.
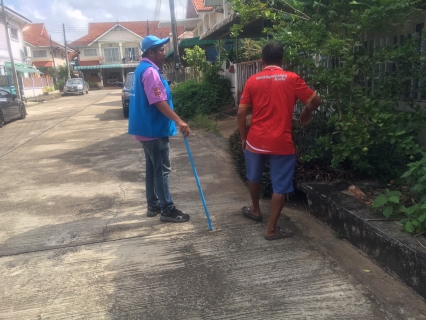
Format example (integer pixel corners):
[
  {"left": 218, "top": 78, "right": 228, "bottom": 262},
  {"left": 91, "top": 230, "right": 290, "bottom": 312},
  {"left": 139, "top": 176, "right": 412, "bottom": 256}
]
[
  {"left": 23, "top": 87, "right": 43, "bottom": 97},
  {"left": 99, "top": 29, "right": 141, "bottom": 43},
  {"left": 29, "top": 45, "right": 68, "bottom": 68},
  {"left": 0, "top": 20, "right": 25, "bottom": 65},
  {"left": 78, "top": 28, "right": 142, "bottom": 64}
]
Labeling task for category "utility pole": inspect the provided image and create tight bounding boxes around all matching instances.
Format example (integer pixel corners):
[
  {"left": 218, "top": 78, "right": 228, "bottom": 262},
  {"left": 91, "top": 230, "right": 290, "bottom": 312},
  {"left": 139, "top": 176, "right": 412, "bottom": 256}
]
[
  {"left": 49, "top": 35, "right": 58, "bottom": 86},
  {"left": 1, "top": 0, "right": 21, "bottom": 100},
  {"left": 63, "top": 23, "right": 70, "bottom": 79},
  {"left": 169, "top": 0, "right": 180, "bottom": 82}
]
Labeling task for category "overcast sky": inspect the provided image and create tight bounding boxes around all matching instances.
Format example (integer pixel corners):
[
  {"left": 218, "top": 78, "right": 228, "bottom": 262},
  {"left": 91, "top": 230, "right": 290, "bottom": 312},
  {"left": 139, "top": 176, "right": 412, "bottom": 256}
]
[{"left": 5, "top": 0, "right": 187, "bottom": 44}]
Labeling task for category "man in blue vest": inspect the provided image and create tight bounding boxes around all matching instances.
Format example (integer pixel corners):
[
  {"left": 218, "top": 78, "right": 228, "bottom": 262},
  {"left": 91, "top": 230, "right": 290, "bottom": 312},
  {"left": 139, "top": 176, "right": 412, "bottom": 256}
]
[{"left": 128, "top": 35, "right": 190, "bottom": 223}]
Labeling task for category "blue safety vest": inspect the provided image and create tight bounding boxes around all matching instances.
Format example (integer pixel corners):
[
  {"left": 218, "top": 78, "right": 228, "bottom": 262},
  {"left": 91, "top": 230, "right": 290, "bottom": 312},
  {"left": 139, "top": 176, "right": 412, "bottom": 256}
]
[{"left": 128, "top": 61, "right": 177, "bottom": 138}]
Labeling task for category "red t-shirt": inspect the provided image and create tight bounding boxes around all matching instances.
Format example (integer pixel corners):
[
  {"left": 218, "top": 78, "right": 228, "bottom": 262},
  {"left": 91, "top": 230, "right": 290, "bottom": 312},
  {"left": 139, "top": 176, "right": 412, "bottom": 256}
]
[{"left": 240, "top": 66, "right": 315, "bottom": 155}]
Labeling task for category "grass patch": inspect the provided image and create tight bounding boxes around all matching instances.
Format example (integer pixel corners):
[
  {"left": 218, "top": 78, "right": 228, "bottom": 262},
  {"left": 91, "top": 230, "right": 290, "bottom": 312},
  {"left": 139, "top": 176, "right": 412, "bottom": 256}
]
[{"left": 188, "top": 114, "right": 219, "bottom": 133}]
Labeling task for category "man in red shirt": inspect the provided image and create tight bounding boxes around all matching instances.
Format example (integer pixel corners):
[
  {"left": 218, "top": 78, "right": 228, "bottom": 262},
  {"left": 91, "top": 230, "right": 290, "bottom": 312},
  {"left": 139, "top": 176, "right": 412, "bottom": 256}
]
[{"left": 237, "top": 42, "right": 321, "bottom": 240}]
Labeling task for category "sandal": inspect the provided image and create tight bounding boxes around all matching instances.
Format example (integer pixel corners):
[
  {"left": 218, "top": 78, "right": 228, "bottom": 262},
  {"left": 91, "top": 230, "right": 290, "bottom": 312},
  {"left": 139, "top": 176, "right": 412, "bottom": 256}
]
[
  {"left": 242, "top": 206, "right": 262, "bottom": 222},
  {"left": 264, "top": 226, "right": 293, "bottom": 240}
]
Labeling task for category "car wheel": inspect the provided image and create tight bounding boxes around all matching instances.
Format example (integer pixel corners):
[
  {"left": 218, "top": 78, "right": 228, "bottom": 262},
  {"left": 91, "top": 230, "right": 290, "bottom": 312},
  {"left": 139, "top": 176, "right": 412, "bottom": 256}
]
[
  {"left": 123, "top": 106, "right": 129, "bottom": 118},
  {"left": 19, "top": 104, "right": 26, "bottom": 119},
  {"left": 0, "top": 110, "right": 4, "bottom": 128}
]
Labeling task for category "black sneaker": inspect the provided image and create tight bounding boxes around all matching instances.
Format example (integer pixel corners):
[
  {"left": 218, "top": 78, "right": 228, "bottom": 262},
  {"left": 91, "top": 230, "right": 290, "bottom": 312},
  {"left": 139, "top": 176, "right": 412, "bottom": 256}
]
[
  {"left": 160, "top": 206, "right": 190, "bottom": 223},
  {"left": 147, "top": 205, "right": 161, "bottom": 217}
]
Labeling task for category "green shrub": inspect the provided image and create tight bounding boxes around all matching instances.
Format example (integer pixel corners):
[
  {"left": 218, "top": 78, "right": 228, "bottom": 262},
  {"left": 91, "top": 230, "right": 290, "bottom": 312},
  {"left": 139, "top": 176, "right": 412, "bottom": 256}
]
[
  {"left": 56, "top": 79, "right": 65, "bottom": 91},
  {"left": 44, "top": 85, "right": 55, "bottom": 92},
  {"left": 373, "top": 152, "right": 426, "bottom": 233},
  {"left": 173, "top": 49, "right": 235, "bottom": 120},
  {"left": 230, "top": 0, "right": 426, "bottom": 182},
  {"left": 172, "top": 72, "right": 234, "bottom": 120},
  {"left": 182, "top": 46, "right": 209, "bottom": 82}
]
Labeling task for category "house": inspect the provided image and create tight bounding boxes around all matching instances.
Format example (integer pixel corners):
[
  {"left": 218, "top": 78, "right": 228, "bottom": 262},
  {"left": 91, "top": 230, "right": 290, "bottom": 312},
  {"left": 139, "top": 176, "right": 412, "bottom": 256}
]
[
  {"left": 22, "top": 23, "right": 73, "bottom": 71},
  {"left": 0, "top": 6, "right": 49, "bottom": 98},
  {"left": 186, "top": 0, "right": 215, "bottom": 38},
  {"left": 70, "top": 21, "right": 184, "bottom": 87},
  {"left": 186, "top": 0, "right": 264, "bottom": 40},
  {"left": 158, "top": 0, "right": 238, "bottom": 78},
  {"left": 0, "top": 6, "right": 31, "bottom": 72}
]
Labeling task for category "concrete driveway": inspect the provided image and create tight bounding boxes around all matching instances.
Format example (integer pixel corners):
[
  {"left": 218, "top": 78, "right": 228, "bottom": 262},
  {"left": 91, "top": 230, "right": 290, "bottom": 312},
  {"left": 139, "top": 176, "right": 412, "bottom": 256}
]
[{"left": 0, "top": 90, "right": 425, "bottom": 319}]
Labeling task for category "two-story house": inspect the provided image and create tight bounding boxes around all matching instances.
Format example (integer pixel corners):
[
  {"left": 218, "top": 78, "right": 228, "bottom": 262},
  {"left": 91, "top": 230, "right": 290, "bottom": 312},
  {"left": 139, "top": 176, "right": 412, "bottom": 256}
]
[
  {"left": 0, "top": 6, "right": 31, "bottom": 73},
  {"left": 70, "top": 21, "right": 184, "bottom": 87},
  {"left": 0, "top": 6, "right": 49, "bottom": 98},
  {"left": 22, "top": 23, "right": 74, "bottom": 72}
]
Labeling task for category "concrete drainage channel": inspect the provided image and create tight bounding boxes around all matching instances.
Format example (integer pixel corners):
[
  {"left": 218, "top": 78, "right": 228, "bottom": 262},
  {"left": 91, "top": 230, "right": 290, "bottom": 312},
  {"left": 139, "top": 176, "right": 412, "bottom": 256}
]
[{"left": 299, "top": 181, "right": 426, "bottom": 300}]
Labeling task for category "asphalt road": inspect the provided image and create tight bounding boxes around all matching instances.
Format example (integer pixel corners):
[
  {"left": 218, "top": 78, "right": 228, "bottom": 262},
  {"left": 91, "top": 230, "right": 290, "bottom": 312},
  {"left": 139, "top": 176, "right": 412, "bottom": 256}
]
[{"left": 0, "top": 89, "right": 425, "bottom": 319}]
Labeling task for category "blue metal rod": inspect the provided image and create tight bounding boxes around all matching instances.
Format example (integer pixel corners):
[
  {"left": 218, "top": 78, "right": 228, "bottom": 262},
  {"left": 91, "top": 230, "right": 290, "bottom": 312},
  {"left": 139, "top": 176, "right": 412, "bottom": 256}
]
[{"left": 183, "top": 136, "right": 213, "bottom": 231}]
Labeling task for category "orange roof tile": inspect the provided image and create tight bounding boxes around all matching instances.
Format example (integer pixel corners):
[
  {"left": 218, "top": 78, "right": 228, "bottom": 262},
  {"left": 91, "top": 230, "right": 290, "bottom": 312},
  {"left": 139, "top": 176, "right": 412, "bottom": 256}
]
[
  {"left": 69, "top": 21, "right": 185, "bottom": 48},
  {"left": 68, "top": 51, "right": 79, "bottom": 61},
  {"left": 32, "top": 61, "right": 52, "bottom": 67},
  {"left": 193, "top": 0, "right": 213, "bottom": 11},
  {"left": 23, "top": 23, "right": 63, "bottom": 48}
]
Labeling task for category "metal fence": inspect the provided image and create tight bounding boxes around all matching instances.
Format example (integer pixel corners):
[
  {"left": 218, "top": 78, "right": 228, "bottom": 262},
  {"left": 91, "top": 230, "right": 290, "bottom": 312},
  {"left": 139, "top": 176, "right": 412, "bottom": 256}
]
[
  {"left": 164, "top": 70, "right": 192, "bottom": 84},
  {"left": 22, "top": 77, "right": 53, "bottom": 89},
  {"left": 234, "top": 60, "right": 263, "bottom": 103},
  {"left": 231, "top": 31, "right": 426, "bottom": 147}
]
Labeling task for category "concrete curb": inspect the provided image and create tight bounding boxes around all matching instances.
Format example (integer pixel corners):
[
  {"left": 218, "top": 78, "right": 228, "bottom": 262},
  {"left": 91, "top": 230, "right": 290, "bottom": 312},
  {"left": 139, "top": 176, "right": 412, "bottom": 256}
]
[
  {"left": 299, "top": 182, "right": 426, "bottom": 300},
  {"left": 26, "top": 93, "right": 63, "bottom": 105}
]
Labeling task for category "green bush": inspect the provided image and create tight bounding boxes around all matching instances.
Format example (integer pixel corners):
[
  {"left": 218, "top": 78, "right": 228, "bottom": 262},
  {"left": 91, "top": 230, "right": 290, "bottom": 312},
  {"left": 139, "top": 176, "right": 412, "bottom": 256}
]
[
  {"left": 373, "top": 152, "right": 426, "bottom": 233},
  {"left": 44, "top": 85, "right": 55, "bottom": 92},
  {"left": 230, "top": 0, "right": 426, "bottom": 182},
  {"left": 172, "top": 72, "right": 234, "bottom": 120},
  {"left": 174, "top": 46, "right": 234, "bottom": 119},
  {"left": 56, "top": 79, "right": 65, "bottom": 91}
]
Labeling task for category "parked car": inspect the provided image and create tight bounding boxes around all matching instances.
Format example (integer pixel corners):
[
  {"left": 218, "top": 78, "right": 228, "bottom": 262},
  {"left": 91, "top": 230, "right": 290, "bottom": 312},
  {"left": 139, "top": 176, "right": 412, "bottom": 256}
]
[
  {"left": 121, "top": 72, "right": 133, "bottom": 118},
  {"left": 0, "top": 86, "right": 27, "bottom": 103},
  {"left": 63, "top": 78, "right": 89, "bottom": 95},
  {"left": 0, "top": 89, "right": 26, "bottom": 128}
]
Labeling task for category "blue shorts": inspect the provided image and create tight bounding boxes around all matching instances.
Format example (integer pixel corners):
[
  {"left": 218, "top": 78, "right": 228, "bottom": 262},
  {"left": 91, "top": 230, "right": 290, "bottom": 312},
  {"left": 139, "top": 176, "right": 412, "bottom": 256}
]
[{"left": 244, "top": 149, "right": 296, "bottom": 194}]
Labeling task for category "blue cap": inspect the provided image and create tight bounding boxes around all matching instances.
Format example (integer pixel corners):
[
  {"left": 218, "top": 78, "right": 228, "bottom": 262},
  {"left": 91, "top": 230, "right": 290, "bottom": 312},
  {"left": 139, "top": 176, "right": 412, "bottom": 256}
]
[{"left": 141, "top": 35, "right": 170, "bottom": 52}]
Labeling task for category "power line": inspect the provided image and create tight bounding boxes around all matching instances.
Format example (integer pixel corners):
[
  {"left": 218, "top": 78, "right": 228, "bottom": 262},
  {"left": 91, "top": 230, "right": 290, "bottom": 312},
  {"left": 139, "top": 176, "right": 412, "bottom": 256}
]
[{"left": 4, "top": 0, "right": 39, "bottom": 23}]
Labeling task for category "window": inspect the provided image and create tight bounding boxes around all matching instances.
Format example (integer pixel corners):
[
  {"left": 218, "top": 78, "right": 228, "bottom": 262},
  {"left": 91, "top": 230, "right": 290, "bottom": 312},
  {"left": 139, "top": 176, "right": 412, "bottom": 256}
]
[
  {"left": 10, "top": 27, "right": 18, "bottom": 40},
  {"left": 33, "top": 50, "right": 47, "bottom": 58},
  {"left": 0, "top": 89, "right": 10, "bottom": 98},
  {"left": 124, "top": 47, "right": 139, "bottom": 61},
  {"left": 66, "top": 79, "right": 83, "bottom": 85},
  {"left": 84, "top": 48, "right": 97, "bottom": 57},
  {"left": 103, "top": 47, "right": 120, "bottom": 63}
]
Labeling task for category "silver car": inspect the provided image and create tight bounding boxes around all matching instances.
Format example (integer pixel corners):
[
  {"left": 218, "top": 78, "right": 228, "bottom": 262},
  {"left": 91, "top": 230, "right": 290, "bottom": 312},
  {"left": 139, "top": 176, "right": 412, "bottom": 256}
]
[{"left": 63, "top": 78, "right": 89, "bottom": 95}]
